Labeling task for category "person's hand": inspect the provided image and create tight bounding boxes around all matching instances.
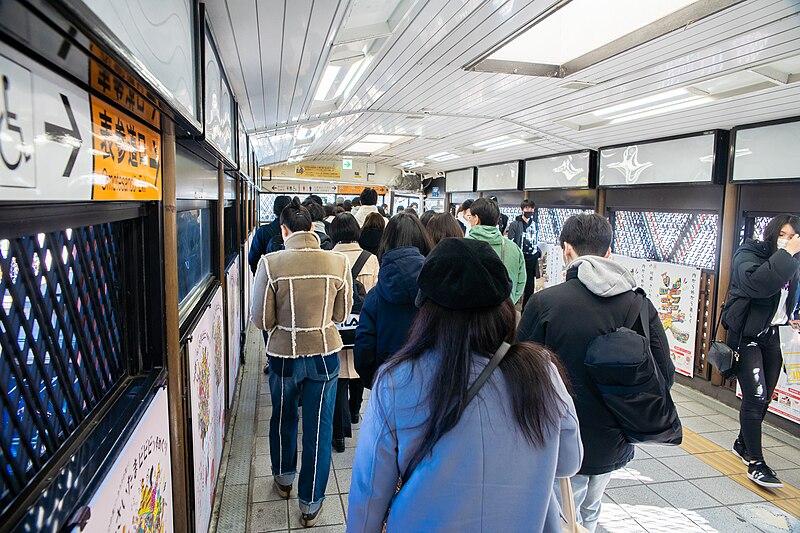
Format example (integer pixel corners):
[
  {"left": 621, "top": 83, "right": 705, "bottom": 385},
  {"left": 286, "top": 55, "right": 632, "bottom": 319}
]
[{"left": 786, "top": 234, "right": 800, "bottom": 256}]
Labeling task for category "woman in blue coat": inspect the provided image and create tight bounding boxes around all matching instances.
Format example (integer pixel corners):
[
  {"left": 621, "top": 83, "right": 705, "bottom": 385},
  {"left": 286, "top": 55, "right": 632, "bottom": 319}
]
[
  {"left": 348, "top": 238, "right": 582, "bottom": 532},
  {"left": 354, "top": 213, "right": 433, "bottom": 387}
]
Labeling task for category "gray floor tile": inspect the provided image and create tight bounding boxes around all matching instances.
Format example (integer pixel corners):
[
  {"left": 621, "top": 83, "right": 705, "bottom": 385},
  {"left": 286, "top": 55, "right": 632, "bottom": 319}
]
[
  {"left": 256, "top": 436, "right": 270, "bottom": 456},
  {"left": 647, "top": 480, "right": 721, "bottom": 510},
  {"left": 631, "top": 505, "right": 715, "bottom": 531},
  {"left": 325, "top": 469, "right": 339, "bottom": 495},
  {"left": 336, "top": 468, "right": 352, "bottom": 494},
  {"left": 253, "top": 455, "right": 272, "bottom": 478},
  {"left": 248, "top": 501, "right": 289, "bottom": 532},
  {"left": 731, "top": 502, "right": 800, "bottom": 533},
  {"left": 691, "top": 476, "right": 766, "bottom": 505},
  {"left": 763, "top": 433, "right": 791, "bottom": 449},
  {"left": 252, "top": 476, "right": 287, "bottom": 503},
  {"left": 341, "top": 494, "right": 349, "bottom": 520},
  {"left": 605, "top": 484, "right": 671, "bottom": 508},
  {"left": 682, "top": 416, "right": 727, "bottom": 434},
  {"left": 303, "top": 526, "right": 346, "bottom": 533},
  {"left": 770, "top": 445, "right": 800, "bottom": 467},
  {"left": 332, "top": 447, "right": 357, "bottom": 469},
  {"left": 705, "top": 413, "right": 741, "bottom": 431},
  {"left": 685, "top": 506, "right": 759, "bottom": 533},
  {"left": 257, "top": 419, "right": 270, "bottom": 437},
  {"left": 607, "top": 469, "right": 645, "bottom": 489},
  {"left": 763, "top": 449, "right": 800, "bottom": 471},
  {"left": 288, "top": 496, "right": 346, "bottom": 528},
  {"left": 622, "top": 458, "right": 682, "bottom": 483},
  {"left": 658, "top": 454, "right": 726, "bottom": 480},
  {"left": 681, "top": 402, "right": 719, "bottom": 416},
  {"left": 701, "top": 430, "right": 739, "bottom": 449},
  {"left": 635, "top": 443, "right": 689, "bottom": 458},
  {"left": 776, "top": 468, "right": 800, "bottom": 489}
]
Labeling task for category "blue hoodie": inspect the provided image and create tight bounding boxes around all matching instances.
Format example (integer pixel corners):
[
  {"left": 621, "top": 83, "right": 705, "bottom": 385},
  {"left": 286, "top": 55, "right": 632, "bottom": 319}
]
[{"left": 354, "top": 247, "right": 425, "bottom": 387}]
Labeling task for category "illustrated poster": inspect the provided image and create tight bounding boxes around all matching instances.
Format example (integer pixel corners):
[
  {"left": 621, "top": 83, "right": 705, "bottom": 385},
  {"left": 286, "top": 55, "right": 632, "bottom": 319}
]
[
  {"left": 188, "top": 287, "right": 226, "bottom": 533},
  {"left": 537, "top": 243, "right": 567, "bottom": 291},
  {"left": 736, "top": 327, "right": 800, "bottom": 425},
  {"left": 227, "top": 256, "right": 241, "bottom": 404},
  {"left": 84, "top": 387, "right": 173, "bottom": 533},
  {"left": 610, "top": 253, "right": 649, "bottom": 288}
]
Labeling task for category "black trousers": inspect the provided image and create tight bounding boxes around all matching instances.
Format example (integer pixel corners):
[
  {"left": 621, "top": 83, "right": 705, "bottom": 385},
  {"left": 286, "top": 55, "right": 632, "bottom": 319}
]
[
  {"left": 522, "top": 254, "right": 539, "bottom": 309},
  {"left": 735, "top": 326, "right": 783, "bottom": 462},
  {"left": 332, "top": 378, "right": 364, "bottom": 440}
]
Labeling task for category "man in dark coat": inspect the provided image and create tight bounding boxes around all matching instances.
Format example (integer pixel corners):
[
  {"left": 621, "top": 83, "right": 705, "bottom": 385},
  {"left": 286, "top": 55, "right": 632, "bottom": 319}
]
[
  {"left": 518, "top": 213, "right": 672, "bottom": 533},
  {"left": 249, "top": 195, "right": 291, "bottom": 275},
  {"left": 506, "top": 199, "right": 541, "bottom": 308}
]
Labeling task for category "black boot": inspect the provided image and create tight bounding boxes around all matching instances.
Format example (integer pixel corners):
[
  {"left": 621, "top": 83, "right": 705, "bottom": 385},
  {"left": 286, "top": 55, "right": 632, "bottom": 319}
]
[{"left": 332, "top": 438, "right": 345, "bottom": 453}]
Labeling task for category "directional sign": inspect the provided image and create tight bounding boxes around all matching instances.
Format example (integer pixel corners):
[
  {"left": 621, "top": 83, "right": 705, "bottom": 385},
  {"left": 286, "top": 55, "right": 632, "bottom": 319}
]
[
  {"left": 0, "top": 44, "right": 161, "bottom": 201},
  {"left": 342, "top": 158, "right": 352, "bottom": 170}
]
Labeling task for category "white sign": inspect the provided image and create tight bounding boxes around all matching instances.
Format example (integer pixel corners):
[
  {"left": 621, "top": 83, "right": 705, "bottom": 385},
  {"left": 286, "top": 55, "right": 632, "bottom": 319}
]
[
  {"left": 0, "top": 48, "right": 93, "bottom": 197},
  {"left": 84, "top": 388, "right": 174, "bottom": 533},
  {"left": 188, "top": 288, "right": 226, "bottom": 533},
  {"left": 268, "top": 182, "right": 337, "bottom": 194},
  {"left": 342, "top": 158, "right": 352, "bottom": 170}
]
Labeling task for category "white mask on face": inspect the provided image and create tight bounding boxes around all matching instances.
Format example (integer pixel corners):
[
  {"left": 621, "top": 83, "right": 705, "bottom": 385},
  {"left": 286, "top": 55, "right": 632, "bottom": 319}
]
[{"left": 778, "top": 238, "right": 789, "bottom": 250}]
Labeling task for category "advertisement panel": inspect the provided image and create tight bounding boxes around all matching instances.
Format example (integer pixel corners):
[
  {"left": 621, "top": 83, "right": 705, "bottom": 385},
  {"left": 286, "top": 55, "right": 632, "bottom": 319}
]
[{"left": 227, "top": 256, "right": 241, "bottom": 404}]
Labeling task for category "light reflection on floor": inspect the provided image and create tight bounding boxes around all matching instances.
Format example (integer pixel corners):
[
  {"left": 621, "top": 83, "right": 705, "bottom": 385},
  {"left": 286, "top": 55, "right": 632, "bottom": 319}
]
[
  {"left": 599, "top": 503, "right": 717, "bottom": 533},
  {"left": 611, "top": 468, "right": 654, "bottom": 483}
]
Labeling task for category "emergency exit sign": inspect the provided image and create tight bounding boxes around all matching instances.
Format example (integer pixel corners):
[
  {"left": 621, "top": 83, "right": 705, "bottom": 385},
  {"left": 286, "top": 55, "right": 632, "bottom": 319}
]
[{"left": 342, "top": 158, "right": 352, "bottom": 170}]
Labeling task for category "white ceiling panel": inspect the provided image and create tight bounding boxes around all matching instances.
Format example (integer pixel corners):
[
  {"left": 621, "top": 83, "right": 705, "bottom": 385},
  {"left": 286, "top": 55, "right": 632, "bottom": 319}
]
[{"left": 203, "top": 0, "right": 800, "bottom": 173}]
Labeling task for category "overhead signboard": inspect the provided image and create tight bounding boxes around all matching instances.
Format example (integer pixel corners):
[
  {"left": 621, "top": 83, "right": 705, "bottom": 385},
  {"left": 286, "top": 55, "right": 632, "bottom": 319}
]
[
  {"left": 204, "top": 24, "right": 235, "bottom": 165},
  {"left": 338, "top": 185, "right": 388, "bottom": 195},
  {"left": 525, "top": 151, "right": 591, "bottom": 189},
  {"left": 0, "top": 45, "right": 161, "bottom": 201},
  {"left": 267, "top": 182, "right": 338, "bottom": 194},
  {"left": 599, "top": 133, "right": 716, "bottom": 187},
  {"left": 66, "top": 0, "right": 198, "bottom": 126},
  {"left": 445, "top": 168, "right": 476, "bottom": 192},
  {"left": 477, "top": 162, "right": 521, "bottom": 191},
  {"left": 342, "top": 158, "right": 353, "bottom": 170},
  {"left": 294, "top": 164, "right": 341, "bottom": 179},
  {"left": 732, "top": 120, "right": 800, "bottom": 182}
]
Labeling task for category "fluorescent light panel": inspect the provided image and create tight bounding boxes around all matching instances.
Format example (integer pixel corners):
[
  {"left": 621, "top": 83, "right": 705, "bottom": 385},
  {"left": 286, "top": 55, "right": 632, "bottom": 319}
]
[
  {"left": 314, "top": 65, "right": 341, "bottom": 101},
  {"left": 400, "top": 161, "right": 424, "bottom": 169},
  {"left": 345, "top": 141, "right": 389, "bottom": 153},
  {"left": 428, "top": 152, "right": 459, "bottom": 162},
  {"left": 361, "top": 134, "right": 408, "bottom": 143},
  {"left": 473, "top": 136, "right": 526, "bottom": 151},
  {"left": 490, "top": 0, "right": 699, "bottom": 66}
]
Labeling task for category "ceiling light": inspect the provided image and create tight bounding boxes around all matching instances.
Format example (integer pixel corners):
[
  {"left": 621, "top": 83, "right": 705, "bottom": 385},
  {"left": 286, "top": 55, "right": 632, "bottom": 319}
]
[
  {"left": 428, "top": 152, "right": 460, "bottom": 162},
  {"left": 289, "top": 146, "right": 309, "bottom": 157},
  {"left": 467, "top": 0, "right": 738, "bottom": 77},
  {"left": 400, "top": 161, "right": 424, "bottom": 169},
  {"left": 472, "top": 136, "right": 526, "bottom": 151},
  {"left": 608, "top": 96, "right": 712, "bottom": 124},
  {"left": 314, "top": 65, "right": 341, "bottom": 101},
  {"left": 345, "top": 141, "right": 389, "bottom": 153},
  {"left": 362, "top": 134, "right": 407, "bottom": 143}
]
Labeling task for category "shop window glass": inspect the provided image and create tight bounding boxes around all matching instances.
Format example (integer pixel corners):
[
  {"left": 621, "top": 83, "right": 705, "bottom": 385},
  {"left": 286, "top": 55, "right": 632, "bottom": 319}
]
[{"left": 177, "top": 208, "right": 212, "bottom": 303}]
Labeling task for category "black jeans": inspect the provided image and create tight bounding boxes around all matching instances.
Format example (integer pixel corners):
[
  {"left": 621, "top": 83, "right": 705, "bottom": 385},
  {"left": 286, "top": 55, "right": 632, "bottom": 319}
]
[
  {"left": 333, "top": 377, "right": 365, "bottom": 440},
  {"left": 735, "top": 326, "right": 783, "bottom": 462},
  {"left": 522, "top": 254, "right": 538, "bottom": 308}
]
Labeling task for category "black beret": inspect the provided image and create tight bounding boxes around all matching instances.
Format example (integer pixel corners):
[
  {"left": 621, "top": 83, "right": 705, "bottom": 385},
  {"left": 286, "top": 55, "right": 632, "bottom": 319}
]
[{"left": 415, "top": 238, "right": 512, "bottom": 309}]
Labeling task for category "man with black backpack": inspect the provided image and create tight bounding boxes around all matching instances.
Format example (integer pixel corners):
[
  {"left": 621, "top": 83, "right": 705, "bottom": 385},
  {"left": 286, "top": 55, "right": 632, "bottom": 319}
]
[{"left": 518, "top": 214, "right": 675, "bottom": 533}]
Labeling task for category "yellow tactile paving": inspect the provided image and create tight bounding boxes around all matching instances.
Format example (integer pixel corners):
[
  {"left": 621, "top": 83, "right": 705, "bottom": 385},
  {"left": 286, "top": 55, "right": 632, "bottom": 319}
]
[{"left": 680, "top": 428, "right": 800, "bottom": 518}]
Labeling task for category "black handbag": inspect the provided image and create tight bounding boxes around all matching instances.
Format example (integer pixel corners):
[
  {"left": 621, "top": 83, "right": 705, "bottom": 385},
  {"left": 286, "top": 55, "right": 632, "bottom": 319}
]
[{"left": 707, "top": 304, "right": 743, "bottom": 379}]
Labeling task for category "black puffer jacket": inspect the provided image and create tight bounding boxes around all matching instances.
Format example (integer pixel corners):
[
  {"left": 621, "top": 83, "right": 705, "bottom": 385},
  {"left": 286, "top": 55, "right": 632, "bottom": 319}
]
[
  {"left": 518, "top": 258, "right": 672, "bottom": 475},
  {"left": 721, "top": 239, "right": 800, "bottom": 338}
]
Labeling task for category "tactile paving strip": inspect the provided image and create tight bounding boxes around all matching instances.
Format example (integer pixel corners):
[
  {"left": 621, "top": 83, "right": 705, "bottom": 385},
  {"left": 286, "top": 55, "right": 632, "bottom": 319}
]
[{"left": 214, "top": 324, "right": 262, "bottom": 533}]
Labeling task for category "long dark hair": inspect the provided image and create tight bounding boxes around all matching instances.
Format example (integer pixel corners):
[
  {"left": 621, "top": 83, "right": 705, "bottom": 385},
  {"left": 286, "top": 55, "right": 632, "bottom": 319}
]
[
  {"left": 280, "top": 197, "right": 312, "bottom": 232},
  {"left": 377, "top": 213, "right": 433, "bottom": 261},
  {"left": 426, "top": 213, "right": 464, "bottom": 244},
  {"left": 330, "top": 213, "right": 361, "bottom": 246},
  {"left": 375, "top": 299, "right": 569, "bottom": 469},
  {"left": 763, "top": 214, "right": 800, "bottom": 253}
]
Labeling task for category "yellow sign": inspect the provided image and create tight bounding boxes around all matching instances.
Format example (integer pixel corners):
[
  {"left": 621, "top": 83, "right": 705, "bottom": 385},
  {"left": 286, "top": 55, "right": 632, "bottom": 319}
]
[
  {"left": 337, "top": 185, "right": 388, "bottom": 195},
  {"left": 295, "top": 165, "right": 341, "bottom": 179},
  {"left": 91, "top": 95, "right": 162, "bottom": 200}
]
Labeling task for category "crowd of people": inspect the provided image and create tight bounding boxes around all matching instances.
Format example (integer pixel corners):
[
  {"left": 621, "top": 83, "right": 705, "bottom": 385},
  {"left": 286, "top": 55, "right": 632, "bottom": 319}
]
[{"left": 249, "top": 188, "right": 800, "bottom": 531}]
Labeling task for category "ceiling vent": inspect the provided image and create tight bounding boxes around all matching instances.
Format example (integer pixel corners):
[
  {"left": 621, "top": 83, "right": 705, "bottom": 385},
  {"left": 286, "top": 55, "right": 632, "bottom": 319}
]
[
  {"left": 559, "top": 80, "right": 597, "bottom": 90},
  {"left": 405, "top": 114, "right": 426, "bottom": 120}
]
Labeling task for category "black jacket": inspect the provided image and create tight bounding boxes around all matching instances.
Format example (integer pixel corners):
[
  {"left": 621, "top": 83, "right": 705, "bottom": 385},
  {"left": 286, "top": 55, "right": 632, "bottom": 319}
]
[
  {"left": 518, "top": 265, "right": 672, "bottom": 475},
  {"left": 721, "top": 239, "right": 800, "bottom": 338},
  {"left": 249, "top": 219, "right": 281, "bottom": 274}
]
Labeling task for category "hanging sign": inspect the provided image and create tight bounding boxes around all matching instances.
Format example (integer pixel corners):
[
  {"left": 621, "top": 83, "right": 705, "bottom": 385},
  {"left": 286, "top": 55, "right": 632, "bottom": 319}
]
[
  {"left": 267, "top": 183, "right": 338, "bottom": 194},
  {"left": 342, "top": 158, "right": 352, "bottom": 170},
  {"left": 337, "top": 185, "right": 388, "bottom": 195},
  {"left": 83, "top": 388, "right": 174, "bottom": 533},
  {"left": 295, "top": 164, "right": 341, "bottom": 179},
  {"left": 0, "top": 45, "right": 161, "bottom": 201}
]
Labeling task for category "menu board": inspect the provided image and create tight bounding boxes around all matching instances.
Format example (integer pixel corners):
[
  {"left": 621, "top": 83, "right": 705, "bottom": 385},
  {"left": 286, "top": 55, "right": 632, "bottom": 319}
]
[
  {"left": 600, "top": 133, "right": 716, "bottom": 186},
  {"left": 525, "top": 151, "right": 591, "bottom": 189}
]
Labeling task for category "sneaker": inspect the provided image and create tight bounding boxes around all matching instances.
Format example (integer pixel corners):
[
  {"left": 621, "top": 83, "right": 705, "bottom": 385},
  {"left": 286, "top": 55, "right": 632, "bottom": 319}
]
[
  {"left": 731, "top": 437, "right": 750, "bottom": 465},
  {"left": 300, "top": 504, "right": 323, "bottom": 528},
  {"left": 747, "top": 461, "right": 783, "bottom": 489},
  {"left": 333, "top": 438, "right": 345, "bottom": 453},
  {"left": 273, "top": 479, "right": 292, "bottom": 499},
  {"left": 263, "top": 362, "right": 270, "bottom": 375}
]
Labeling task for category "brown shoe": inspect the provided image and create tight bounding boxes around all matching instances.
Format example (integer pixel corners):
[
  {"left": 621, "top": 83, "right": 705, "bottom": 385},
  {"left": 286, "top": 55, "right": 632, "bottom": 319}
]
[
  {"left": 273, "top": 479, "right": 291, "bottom": 499},
  {"left": 300, "top": 504, "right": 323, "bottom": 527}
]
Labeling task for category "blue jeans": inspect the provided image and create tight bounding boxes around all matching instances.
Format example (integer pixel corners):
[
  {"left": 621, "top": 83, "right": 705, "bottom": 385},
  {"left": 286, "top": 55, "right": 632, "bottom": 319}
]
[
  {"left": 570, "top": 473, "right": 613, "bottom": 532},
  {"left": 268, "top": 354, "right": 339, "bottom": 513}
]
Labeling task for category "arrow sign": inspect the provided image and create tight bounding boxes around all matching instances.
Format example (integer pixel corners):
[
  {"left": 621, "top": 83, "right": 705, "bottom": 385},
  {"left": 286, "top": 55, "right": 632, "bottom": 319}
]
[{"left": 45, "top": 93, "right": 82, "bottom": 177}]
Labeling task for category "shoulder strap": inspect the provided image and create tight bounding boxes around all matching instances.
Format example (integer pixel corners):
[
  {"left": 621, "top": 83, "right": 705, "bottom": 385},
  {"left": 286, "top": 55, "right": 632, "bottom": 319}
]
[
  {"left": 352, "top": 250, "right": 371, "bottom": 278},
  {"left": 400, "top": 342, "right": 511, "bottom": 485}
]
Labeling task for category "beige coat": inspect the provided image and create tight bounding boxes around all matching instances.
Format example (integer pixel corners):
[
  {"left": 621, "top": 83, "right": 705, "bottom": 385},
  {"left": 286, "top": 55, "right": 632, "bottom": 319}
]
[
  {"left": 251, "top": 231, "right": 352, "bottom": 358},
  {"left": 332, "top": 242, "right": 380, "bottom": 379}
]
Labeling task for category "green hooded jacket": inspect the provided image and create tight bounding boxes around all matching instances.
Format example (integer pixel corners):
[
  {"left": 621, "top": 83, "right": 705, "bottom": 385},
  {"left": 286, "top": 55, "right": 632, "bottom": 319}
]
[{"left": 466, "top": 224, "right": 527, "bottom": 304}]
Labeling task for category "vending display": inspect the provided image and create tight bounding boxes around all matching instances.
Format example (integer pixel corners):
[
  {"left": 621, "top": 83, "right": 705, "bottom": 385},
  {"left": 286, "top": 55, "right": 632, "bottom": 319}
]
[
  {"left": 610, "top": 210, "right": 719, "bottom": 270},
  {"left": 537, "top": 208, "right": 595, "bottom": 244}
]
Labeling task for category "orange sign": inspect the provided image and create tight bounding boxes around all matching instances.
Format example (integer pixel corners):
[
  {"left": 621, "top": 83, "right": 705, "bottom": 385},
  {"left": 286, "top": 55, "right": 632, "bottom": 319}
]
[
  {"left": 337, "top": 185, "right": 388, "bottom": 195},
  {"left": 91, "top": 95, "right": 162, "bottom": 200}
]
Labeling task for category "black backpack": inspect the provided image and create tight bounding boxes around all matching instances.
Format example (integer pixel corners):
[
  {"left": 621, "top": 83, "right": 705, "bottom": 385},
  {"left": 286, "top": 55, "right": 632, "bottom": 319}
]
[
  {"left": 584, "top": 290, "right": 682, "bottom": 445},
  {"left": 336, "top": 250, "right": 371, "bottom": 348}
]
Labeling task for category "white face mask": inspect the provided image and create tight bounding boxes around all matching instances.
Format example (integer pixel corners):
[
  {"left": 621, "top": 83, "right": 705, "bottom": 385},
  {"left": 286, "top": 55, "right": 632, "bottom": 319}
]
[{"left": 778, "top": 238, "right": 789, "bottom": 250}]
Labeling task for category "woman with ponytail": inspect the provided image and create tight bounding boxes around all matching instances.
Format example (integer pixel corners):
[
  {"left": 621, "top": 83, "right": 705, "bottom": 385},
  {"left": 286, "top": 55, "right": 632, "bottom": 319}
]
[{"left": 347, "top": 238, "right": 582, "bottom": 532}]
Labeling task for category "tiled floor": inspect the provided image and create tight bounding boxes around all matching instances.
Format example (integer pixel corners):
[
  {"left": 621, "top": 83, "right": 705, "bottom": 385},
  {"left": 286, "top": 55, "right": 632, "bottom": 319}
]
[{"left": 214, "top": 325, "right": 800, "bottom": 533}]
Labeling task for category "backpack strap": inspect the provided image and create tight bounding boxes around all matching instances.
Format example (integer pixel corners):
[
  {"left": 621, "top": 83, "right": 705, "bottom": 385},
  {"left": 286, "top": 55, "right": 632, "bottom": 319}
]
[
  {"left": 623, "top": 289, "right": 649, "bottom": 339},
  {"left": 351, "top": 250, "right": 371, "bottom": 278}
]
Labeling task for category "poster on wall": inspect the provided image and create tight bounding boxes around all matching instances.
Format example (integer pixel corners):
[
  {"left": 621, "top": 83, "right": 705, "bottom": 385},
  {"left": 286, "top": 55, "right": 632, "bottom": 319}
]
[
  {"left": 84, "top": 388, "right": 173, "bottom": 533},
  {"left": 227, "top": 256, "right": 241, "bottom": 404},
  {"left": 244, "top": 233, "right": 254, "bottom": 321},
  {"left": 536, "top": 243, "right": 566, "bottom": 291},
  {"left": 188, "top": 288, "right": 226, "bottom": 533},
  {"left": 737, "top": 326, "right": 800, "bottom": 424}
]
